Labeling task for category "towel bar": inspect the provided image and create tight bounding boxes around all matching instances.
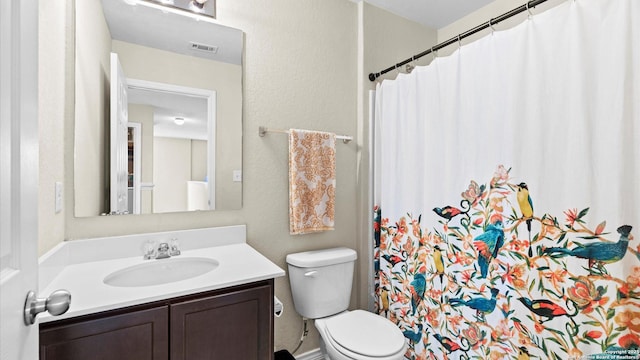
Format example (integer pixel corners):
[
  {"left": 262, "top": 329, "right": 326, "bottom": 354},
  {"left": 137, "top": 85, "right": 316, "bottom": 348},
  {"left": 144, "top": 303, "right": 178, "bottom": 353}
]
[{"left": 259, "top": 126, "right": 352, "bottom": 144}]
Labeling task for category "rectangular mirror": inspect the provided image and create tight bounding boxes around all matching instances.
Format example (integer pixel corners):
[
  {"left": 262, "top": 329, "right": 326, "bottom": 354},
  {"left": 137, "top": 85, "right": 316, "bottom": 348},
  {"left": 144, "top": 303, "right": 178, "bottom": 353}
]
[{"left": 74, "top": 0, "right": 243, "bottom": 217}]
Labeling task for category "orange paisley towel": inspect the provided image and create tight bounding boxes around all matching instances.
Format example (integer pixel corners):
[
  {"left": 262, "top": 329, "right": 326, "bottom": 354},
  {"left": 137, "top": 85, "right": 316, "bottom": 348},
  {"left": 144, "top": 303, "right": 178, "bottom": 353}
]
[{"left": 288, "top": 129, "right": 336, "bottom": 235}]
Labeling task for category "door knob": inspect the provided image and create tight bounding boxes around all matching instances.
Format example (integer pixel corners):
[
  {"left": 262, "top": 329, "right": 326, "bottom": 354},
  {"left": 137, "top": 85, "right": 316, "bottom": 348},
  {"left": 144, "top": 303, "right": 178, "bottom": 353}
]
[{"left": 23, "top": 289, "right": 71, "bottom": 325}]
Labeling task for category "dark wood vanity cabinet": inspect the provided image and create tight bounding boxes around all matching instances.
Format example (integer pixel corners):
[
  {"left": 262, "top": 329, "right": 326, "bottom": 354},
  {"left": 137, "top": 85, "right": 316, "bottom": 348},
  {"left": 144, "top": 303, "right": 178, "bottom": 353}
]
[
  {"left": 39, "top": 305, "right": 169, "bottom": 360},
  {"left": 39, "top": 280, "right": 274, "bottom": 360},
  {"left": 170, "top": 281, "right": 274, "bottom": 360}
]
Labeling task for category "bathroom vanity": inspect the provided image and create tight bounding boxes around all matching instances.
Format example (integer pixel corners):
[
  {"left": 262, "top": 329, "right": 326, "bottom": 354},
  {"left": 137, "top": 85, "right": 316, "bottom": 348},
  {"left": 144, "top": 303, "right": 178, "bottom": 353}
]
[
  {"left": 40, "top": 280, "right": 273, "bottom": 359},
  {"left": 37, "top": 226, "right": 284, "bottom": 360}
]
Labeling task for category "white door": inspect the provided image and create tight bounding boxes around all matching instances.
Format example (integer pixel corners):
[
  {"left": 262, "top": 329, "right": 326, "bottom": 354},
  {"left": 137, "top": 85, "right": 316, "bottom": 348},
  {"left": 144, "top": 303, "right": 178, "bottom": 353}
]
[
  {"left": 110, "top": 53, "right": 129, "bottom": 214},
  {"left": 0, "top": 0, "right": 39, "bottom": 358}
]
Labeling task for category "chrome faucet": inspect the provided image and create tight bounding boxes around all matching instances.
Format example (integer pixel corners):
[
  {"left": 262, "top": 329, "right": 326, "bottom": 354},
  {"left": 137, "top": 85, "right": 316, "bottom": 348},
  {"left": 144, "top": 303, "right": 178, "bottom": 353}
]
[
  {"left": 143, "top": 239, "right": 180, "bottom": 260},
  {"left": 156, "top": 242, "right": 171, "bottom": 259}
]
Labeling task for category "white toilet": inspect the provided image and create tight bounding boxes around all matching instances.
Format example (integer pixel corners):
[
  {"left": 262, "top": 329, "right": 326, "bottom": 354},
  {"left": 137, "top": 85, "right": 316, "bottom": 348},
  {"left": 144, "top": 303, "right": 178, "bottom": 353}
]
[{"left": 286, "top": 247, "right": 407, "bottom": 360}]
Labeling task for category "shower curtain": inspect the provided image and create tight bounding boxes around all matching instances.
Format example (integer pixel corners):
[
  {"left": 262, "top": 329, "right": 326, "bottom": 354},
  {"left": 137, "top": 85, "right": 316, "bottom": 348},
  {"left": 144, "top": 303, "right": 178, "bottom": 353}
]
[{"left": 373, "top": 0, "right": 639, "bottom": 359}]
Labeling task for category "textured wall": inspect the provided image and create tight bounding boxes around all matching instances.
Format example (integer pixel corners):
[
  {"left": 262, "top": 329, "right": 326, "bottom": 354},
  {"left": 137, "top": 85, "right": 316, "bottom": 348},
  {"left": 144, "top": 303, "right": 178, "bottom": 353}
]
[
  {"left": 216, "top": 1, "right": 360, "bottom": 352},
  {"left": 38, "top": 0, "right": 71, "bottom": 255}
]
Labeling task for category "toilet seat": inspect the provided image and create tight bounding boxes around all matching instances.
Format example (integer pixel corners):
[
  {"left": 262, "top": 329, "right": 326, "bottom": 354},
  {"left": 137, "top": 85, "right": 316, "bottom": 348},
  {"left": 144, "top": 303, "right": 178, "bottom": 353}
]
[{"left": 320, "top": 310, "right": 406, "bottom": 359}]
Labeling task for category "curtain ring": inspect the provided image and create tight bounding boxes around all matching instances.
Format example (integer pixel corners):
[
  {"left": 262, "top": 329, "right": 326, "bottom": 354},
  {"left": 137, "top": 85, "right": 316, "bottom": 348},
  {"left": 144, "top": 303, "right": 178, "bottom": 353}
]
[
  {"left": 406, "top": 56, "right": 416, "bottom": 73},
  {"left": 431, "top": 47, "right": 437, "bottom": 61},
  {"left": 458, "top": 34, "right": 462, "bottom": 48},
  {"left": 526, "top": 2, "right": 533, "bottom": 19},
  {"left": 489, "top": 19, "right": 495, "bottom": 34}
]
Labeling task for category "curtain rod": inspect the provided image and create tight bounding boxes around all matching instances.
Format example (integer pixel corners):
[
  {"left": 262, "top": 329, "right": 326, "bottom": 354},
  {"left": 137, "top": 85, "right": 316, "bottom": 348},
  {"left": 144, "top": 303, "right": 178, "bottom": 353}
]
[
  {"left": 368, "top": 0, "right": 550, "bottom": 82},
  {"left": 258, "top": 126, "right": 353, "bottom": 143}
]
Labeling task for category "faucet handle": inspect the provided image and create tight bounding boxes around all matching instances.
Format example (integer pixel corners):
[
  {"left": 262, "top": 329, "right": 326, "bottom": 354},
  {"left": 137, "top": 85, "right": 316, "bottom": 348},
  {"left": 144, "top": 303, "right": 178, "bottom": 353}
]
[
  {"left": 143, "top": 240, "right": 158, "bottom": 260},
  {"left": 169, "top": 238, "right": 181, "bottom": 256}
]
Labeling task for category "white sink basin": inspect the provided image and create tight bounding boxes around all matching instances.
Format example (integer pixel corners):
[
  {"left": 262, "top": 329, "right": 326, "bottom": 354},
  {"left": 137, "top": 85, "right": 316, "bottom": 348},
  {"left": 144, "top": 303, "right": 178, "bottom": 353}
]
[{"left": 104, "top": 257, "right": 219, "bottom": 287}]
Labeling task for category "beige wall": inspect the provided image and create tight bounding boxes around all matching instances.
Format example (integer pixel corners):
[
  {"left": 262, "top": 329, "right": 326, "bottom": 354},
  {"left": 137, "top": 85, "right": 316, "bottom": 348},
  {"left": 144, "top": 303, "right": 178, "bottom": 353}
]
[
  {"left": 38, "top": 0, "right": 71, "bottom": 255},
  {"left": 73, "top": 0, "right": 111, "bottom": 216},
  {"left": 38, "top": 0, "right": 438, "bottom": 354},
  {"left": 215, "top": 1, "right": 360, "bottom": 351}
]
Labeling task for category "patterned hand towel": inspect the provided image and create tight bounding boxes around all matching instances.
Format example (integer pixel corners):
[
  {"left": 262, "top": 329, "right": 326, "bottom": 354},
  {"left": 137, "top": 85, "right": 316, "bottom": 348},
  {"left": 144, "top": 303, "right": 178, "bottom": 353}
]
[{"left": 289, "top": 129, "right": 336, "bottom": 235}]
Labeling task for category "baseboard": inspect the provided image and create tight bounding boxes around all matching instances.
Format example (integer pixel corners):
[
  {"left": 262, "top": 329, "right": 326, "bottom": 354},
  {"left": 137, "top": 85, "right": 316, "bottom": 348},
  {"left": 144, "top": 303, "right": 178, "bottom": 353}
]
[{"left": 294, "top": 348, "right": 324, "bottom": 360}]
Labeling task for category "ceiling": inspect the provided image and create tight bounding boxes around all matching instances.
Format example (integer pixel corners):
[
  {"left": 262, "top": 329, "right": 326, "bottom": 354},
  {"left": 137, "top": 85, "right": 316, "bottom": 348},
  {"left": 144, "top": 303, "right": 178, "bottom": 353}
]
[
  {"left": 363, "top": 0, "right": 496, "bottom": 29},
  {"left": 102, "top": 0, "right": 243, "bottom": 65},
  {"left": 102, "top": 0, "right": 242, "bottom": 140}
]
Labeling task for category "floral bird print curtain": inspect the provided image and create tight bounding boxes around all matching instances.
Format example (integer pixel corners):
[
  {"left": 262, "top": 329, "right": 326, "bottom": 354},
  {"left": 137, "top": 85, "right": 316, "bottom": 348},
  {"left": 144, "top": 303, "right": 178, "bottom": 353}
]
[{"left": 374, "top": 166, "right": 637, "bottom": 359}]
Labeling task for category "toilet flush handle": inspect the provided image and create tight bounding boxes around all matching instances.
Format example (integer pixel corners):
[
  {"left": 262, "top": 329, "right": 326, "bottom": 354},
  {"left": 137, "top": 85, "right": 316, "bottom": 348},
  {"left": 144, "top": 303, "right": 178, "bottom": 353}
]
[{"left": 304, "top": 270, "right": 318, "bottom": 277}]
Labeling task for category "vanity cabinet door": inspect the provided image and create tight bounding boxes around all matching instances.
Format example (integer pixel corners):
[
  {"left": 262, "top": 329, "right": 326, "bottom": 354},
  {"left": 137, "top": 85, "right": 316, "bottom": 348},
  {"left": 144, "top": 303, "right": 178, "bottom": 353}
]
[
  {"left": 39, "top": 305, "right": 169, "bottom": 360},
  {"left": 170, "top": 282, "right": 274, "bottom": 360}
]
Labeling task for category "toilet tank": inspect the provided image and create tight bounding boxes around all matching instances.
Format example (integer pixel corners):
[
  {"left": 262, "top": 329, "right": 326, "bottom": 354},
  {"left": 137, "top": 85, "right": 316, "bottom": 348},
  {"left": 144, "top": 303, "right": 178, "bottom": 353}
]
[{"left": 286, "top": 247, "right": 357, "bottom": 319}]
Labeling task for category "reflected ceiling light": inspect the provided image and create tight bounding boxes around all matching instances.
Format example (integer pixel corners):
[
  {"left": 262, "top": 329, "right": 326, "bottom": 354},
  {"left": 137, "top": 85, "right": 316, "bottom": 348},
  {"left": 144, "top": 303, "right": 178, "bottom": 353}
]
[
  {"left": 174, "top": 117, "right": 185, "bottom": 126},
  {"left": 190, "top": 0, "right": 207, "bottom": 10},
  {"left": 129, "top": 0, "right": 217, "bottom": 22}
]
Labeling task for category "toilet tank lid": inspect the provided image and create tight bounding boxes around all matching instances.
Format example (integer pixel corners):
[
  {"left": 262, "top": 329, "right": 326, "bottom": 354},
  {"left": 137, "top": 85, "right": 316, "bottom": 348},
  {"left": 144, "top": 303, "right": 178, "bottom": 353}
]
[{"left": 286, "top": 247, "right": 357, "bottom": 267}]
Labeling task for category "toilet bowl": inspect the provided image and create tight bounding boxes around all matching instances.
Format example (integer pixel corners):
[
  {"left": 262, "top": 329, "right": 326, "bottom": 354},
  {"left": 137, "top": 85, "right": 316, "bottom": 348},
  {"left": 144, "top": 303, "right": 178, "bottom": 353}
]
[
  {"left": 286, "top": 248, "right": 407, "bottom": 360},
  {"left": 315, "top": 310, "right": 407, "bottom": 360}
]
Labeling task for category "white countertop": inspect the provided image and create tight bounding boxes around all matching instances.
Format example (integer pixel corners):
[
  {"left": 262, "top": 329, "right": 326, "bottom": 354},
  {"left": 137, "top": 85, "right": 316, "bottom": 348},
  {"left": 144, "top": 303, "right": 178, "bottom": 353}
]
[{"left": 38, "top": 226, "right": 285, "bottom": 323}]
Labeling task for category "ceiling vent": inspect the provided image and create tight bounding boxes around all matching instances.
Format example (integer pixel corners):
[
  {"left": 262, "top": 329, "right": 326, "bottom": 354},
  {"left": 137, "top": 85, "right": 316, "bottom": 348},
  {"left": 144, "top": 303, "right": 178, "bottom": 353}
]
[{"left": 189, "top": 42, "right": 218, "bottom": 53}]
